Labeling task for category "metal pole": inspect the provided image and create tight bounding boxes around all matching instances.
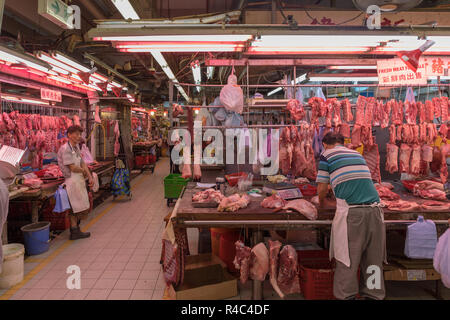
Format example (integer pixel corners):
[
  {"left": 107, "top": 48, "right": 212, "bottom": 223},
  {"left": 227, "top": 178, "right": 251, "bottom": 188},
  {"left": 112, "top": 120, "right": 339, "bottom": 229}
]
[
  {"left": 176, "top": 82, "right": 450, "bottom": 88},
  {"left": 0, "top": 0, "right": 5, "bottom": 31},
  {"left": 251, "top": 228, "right": 264, "bottom": 300}
]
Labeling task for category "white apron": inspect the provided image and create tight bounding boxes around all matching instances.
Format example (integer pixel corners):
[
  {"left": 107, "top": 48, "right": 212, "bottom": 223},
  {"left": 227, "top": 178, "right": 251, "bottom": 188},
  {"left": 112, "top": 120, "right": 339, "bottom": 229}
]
[
  {"left": 65, "top": 149, "right": 90, "bottom": 214},
  {"left": 329, "top": 198, "right": 386, "bottom": 268}
]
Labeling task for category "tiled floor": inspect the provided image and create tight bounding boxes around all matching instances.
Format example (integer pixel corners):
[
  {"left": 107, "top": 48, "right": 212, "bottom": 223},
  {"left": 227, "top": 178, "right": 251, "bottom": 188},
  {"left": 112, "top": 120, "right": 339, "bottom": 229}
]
[
  {"left": 1, "top": 157, "right": 449, "bottom": 300},
  {"left": 0, "top": 158, "right": 174, "bottom": 300}
]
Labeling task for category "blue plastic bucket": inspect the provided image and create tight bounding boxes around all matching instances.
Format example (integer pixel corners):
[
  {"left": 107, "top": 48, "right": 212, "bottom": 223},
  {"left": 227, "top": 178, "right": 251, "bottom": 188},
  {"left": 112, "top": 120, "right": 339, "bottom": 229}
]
[{"left": 20, "top": 222, "right": 51, "bottom": 256}]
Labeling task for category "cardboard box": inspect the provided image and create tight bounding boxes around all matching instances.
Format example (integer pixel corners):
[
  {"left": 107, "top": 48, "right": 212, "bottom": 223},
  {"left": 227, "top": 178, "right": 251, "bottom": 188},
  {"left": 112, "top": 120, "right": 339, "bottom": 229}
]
[
  {"left": 384, "top": 267, "right": 441, "bottom": 281},
  {"left": 171, "top": 264, "right": 238, "bottom": 300},
  {"left": 185, "top": 253, "right": 227, "bottom": 270}
]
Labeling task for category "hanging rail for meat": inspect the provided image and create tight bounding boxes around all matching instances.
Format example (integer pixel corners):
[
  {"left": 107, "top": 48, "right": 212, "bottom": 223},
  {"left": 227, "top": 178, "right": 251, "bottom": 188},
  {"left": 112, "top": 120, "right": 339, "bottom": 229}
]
[{"left": 175, "top": 82, "right": 450, "bottom": 88}]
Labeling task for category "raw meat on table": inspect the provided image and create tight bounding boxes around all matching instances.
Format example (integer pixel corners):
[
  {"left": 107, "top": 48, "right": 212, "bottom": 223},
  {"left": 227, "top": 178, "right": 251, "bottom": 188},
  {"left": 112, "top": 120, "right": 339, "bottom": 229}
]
[
  {"left": 250, "top": 243, "right": 270, "bottom": 282},
  {"left": 233, "top": 241, "right": 251, "bottom": 284},
  {"left": 277, "top": 245, "right": 301, "bottom": 296},
  {"left": 387, "top": 200, "right": 421, "bottom": 212},
  {"left": 192, "top": 189, "right": 224, "bottom": 204},
  {"left": 278, "top": 199, "right": 318, "bottom": 220},
  {"left": 414, "top": 188, "right": 446, "bottom": 201},
  {"left": 415, "top": 180, "right": 444, "bottom": 191},
  {"left": 261, "top": 194, "right": 287, "bottom": 209},
  {"left": 218, "top": 194, "right": 250, "bottom": 212},
  {"left": 375, "top": 185, "right": 400, "bottom": 200},
  {"left": 268, "top": 240, "right": 285, "bottom": 298},
  {"left": 421, "top": 201, "right": 450, "bottom": 211}
]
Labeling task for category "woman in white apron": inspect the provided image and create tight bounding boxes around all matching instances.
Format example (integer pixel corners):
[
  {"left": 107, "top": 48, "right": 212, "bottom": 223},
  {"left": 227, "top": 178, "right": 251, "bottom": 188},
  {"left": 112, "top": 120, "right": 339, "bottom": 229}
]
[{"left": 57, "top": 125, "right": 94, "bottom": 240}]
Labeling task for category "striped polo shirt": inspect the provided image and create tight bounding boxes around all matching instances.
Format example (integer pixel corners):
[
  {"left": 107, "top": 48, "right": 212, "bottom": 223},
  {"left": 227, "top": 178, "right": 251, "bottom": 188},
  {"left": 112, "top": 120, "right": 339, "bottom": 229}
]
[{"left": 316, "top": 145, "right": 380, "bottom": 205}]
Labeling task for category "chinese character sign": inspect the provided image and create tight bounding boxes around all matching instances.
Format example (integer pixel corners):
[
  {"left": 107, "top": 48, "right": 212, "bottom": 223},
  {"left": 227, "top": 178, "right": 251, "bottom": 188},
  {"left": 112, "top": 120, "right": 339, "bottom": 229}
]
[
  {"left": 41, "top": 88, "right": 62, "bottom": 102},
  {"left": 422, "top": 57, "right": 450, "bottom": 77},
  {"left": 377, "top": 58, "right": 427, "bottom": 85}
]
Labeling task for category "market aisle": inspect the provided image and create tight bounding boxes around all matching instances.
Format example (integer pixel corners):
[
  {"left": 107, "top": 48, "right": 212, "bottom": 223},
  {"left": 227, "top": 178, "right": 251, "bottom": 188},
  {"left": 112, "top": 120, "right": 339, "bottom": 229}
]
[{"left": 0, "top": 158, "right": 173, "bottom": 300}]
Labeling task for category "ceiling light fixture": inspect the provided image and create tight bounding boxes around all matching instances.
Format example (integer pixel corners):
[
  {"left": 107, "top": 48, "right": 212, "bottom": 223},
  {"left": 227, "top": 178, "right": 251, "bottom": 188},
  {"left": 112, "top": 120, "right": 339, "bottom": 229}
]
[
  {"left": 267, "top": 73, "right": 307, "bottom": 97},
  {"left": 111, "top": 0, "right": 140, "bottom": 20},
  {"left": 149, "top": 50, "right": 190, "bottom": 102},
  {"left": 191, "top": 61, "right": 202, "bottom": 92}
]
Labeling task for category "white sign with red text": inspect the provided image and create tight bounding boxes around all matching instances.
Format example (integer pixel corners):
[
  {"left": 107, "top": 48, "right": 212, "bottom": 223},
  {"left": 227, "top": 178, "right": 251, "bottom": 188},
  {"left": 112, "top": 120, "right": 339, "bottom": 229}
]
[
  {"left": 41, "top": 88, "right": 62, "bottom": 102},
  {"left": 377, "top": 58, "right": 427, "bottom": 85}
]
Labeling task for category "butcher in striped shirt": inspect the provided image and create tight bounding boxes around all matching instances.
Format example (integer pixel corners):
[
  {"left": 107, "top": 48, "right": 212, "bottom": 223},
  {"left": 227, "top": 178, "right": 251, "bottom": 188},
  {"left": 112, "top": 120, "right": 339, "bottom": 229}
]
[
  {"left": 316, "top": 134, "right": 380, "bottom": 205},
  {"left": 316, "top": 132, "right": 385, "bottom": 301}
]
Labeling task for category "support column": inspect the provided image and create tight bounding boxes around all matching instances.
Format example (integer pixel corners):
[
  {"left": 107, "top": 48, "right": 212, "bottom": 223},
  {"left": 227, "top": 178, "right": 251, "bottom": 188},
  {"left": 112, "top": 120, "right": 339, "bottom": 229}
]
[
  {"left": 251, "top": 229, "right": 264, "bottom": 300},
  {"left": 121, "top": 103, "right": 133, "bottom": 169}
]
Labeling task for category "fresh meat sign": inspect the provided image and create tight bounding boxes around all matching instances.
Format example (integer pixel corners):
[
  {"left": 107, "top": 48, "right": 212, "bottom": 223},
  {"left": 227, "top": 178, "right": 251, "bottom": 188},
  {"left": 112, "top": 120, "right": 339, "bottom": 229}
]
[{"left": 377, "top": 58, "right": 427, "bottom": 85}]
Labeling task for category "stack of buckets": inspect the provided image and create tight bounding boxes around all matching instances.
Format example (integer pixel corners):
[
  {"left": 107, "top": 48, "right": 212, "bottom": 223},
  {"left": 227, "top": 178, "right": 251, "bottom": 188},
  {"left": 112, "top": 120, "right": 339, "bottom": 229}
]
[
  {"left": 210, "top": 228, "right": 241, "bottom": 273},
  {"left": 0, "top": 221, "right": 50, "bottom": 289}
]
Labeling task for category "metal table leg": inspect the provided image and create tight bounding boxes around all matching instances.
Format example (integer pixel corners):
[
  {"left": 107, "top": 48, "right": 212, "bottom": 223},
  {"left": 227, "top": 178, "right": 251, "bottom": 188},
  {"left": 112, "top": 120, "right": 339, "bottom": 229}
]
[
  {"left": 251, "top": 229, "right": 264, "bottom": 300},
  {"left": 31, "top": 201, "right": 39, "bottom": 223}
]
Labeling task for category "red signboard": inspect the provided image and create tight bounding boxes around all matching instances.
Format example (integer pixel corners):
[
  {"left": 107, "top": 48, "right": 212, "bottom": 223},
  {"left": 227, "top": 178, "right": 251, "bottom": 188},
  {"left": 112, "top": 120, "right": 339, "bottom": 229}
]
[{"left": 40, "top": 88, "right": 62, "bottom": 102}]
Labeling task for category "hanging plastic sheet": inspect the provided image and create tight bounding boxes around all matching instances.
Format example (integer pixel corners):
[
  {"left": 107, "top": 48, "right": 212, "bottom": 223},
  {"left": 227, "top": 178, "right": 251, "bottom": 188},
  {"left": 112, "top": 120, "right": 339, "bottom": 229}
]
[
  {"left": 434, "top": 228, "right": 450, "bottom": 288},
  {"left": 315, "top": 87, "right": 326, "bottom": 100},
  {"left": 53, "top": 185, "right": 71, "bottom": 213},
  {"left": 405, "top": 87, "right": 416, "bottom": 103},
  {"left": 404, "top": 216, "right": 437, "bottom": 259}
]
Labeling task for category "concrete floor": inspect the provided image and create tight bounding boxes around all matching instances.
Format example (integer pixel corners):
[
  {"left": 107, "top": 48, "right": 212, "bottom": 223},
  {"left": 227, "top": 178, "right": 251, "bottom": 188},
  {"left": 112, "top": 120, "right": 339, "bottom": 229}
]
[{"left": 0, "top": 157, "right": 448, "bottom": 300}]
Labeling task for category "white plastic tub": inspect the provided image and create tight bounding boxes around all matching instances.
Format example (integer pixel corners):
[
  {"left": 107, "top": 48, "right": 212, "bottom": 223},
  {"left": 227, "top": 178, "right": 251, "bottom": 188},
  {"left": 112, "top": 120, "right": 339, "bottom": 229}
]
[{"left": 0, "top": 243, "right": 25, "bottom": 289}]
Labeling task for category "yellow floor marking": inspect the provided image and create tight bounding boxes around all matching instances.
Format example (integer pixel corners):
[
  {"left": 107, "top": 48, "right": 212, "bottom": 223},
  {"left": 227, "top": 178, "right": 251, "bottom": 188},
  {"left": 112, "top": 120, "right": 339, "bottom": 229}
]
[{"left": 0, "top": 174, "right": 148, "bottom": 300}]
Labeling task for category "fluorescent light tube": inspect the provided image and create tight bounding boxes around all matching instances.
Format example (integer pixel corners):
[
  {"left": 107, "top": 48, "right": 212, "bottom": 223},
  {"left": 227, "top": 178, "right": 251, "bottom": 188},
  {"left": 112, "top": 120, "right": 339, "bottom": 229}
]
[
  {"left": 309, "top": 77, "right": 379, "bottom": 82},
  {"left": 267, "top": 73, "right": 307, "bottom": 97},
  {"left": 328, "top": 66, "right": 377, "bottom": 70},
  {"left": 150, "top": 50, "right": 190, "bottom": 102},
  {"left": 111, "top": 0, "right": 140, "bottom": 20},
  {"left": 52, "top": 52, "right": 91, "bottom": 72},
  {"left": 192, "top": 64, "right": 202, "bottom": 92},
  {"left": 207, "top": 66, "right": 215, "bottom": 80}
]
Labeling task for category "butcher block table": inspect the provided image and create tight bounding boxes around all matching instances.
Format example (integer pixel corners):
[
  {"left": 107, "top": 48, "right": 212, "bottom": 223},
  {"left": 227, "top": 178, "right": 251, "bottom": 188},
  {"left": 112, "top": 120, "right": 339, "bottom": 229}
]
[{"left": 172, "top": 184, "right": 450, "bottom": 300}]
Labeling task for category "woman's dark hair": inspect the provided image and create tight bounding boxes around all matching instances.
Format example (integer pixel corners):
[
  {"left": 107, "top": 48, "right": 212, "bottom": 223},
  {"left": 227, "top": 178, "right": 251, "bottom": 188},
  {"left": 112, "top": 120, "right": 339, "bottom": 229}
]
[
  {"left": 67, "top": 125, "right": 83, "bottom": 135},
  {"left": 322, "top": 132, "right": 345, "bottom": 145}
]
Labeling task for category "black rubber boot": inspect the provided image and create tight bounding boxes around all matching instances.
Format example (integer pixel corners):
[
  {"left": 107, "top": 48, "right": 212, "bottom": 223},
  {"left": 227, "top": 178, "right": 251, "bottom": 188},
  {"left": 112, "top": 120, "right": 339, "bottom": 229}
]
[{"left": 70, "top": 227, "right": 91, "bottom": 240}]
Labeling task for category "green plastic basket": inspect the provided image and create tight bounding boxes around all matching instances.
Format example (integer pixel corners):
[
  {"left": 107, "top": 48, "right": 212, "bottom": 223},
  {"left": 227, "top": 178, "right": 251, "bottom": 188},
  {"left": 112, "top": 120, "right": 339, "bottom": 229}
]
[{"left": 164, "top": 174, "right": 189, "bottom": 199}]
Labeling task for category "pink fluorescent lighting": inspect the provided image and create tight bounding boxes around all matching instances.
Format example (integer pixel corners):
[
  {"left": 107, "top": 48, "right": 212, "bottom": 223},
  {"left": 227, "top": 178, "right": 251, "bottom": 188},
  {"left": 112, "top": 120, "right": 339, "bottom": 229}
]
[
  {"left": 328, "top": 66, "right": 377, "bottom": 70},
  {"left": 94, "top": 35, "right": 252, "bottom": 42},
  {"left": 37, "top": 52, "right": 80, "bottom": 74},
  {"left": 51, "top": 52, "right": 90, "bottom": 73},
  {"left": 49, "top": 76, "right": 72, "bottom": 84},
  {"left": 119, "top": 47, "right": 243, "bottom": 53}
]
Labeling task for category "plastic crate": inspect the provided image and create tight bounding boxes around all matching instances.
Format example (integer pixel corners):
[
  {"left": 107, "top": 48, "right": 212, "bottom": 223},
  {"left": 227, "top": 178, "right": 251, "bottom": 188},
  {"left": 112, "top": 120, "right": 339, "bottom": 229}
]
[
  {"left": 42, "top": 211, "right": 70, "bottom": 231},
  {"left": 164, "top": 174, "right": 189, "bottom": 199},
  {"left": 297, "top": 250, "right": 335, "bottom": 300}
]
